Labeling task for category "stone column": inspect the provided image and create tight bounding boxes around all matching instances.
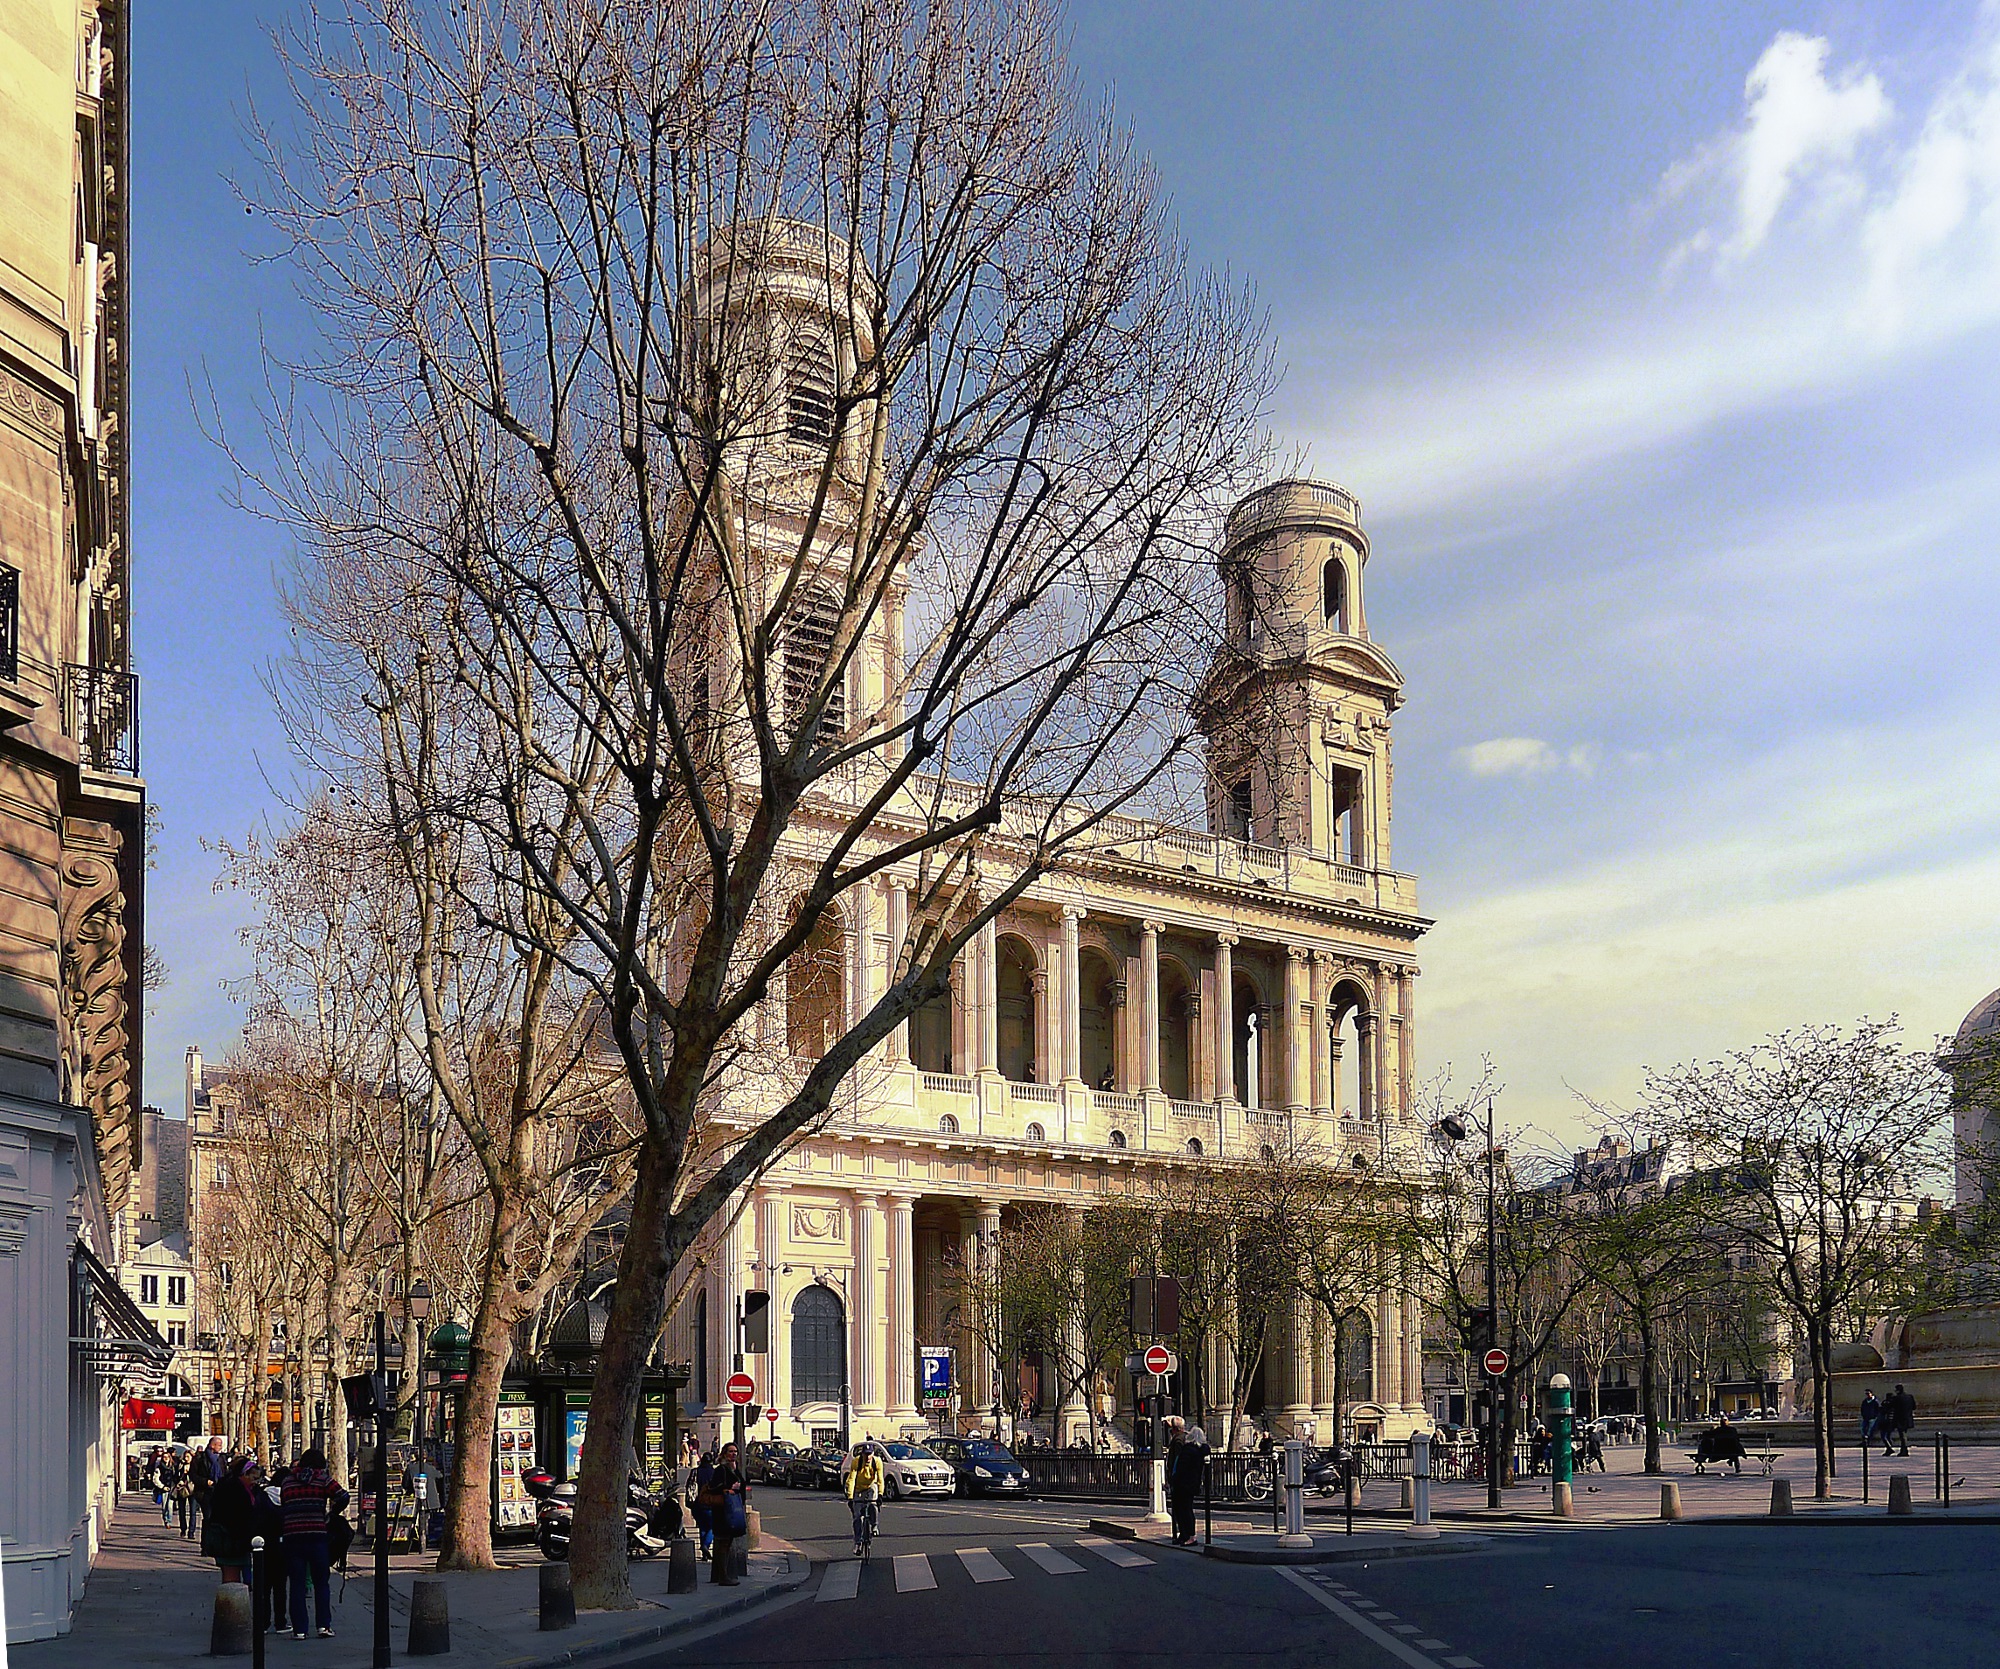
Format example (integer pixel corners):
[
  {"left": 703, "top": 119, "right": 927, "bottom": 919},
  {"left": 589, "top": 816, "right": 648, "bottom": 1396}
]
[
  {"left": 1312, "top": 1307, "right": 1338, "bottom": 1432},
  {"left": 1284, "top": 947, "right": 1310, "bottom": 1111},
  {"left": 1107, "top": 978, "right": 1129, "bottom": 1091},
  {"left": 1310, "top": 952, "right": 1334, "bottom": 1113},
  {"left": 1282, "top": 1290, "right": 1316, "bottom": 1430},
  {"left": 1030, "top": 969, "right": 1050, "bottom": 1084},
  {"left": 887, "top": 1192, "right": 918, "bottom": 1419},
  {"left": 977, "top": 919, "right": 999, "bottom": 1075},
  {"left": 759, "top": 1187, "right": 789, "bottom": 1416},
  {"left": 885, "top": 880, "right": 910, "bottom": 1062},
  {"left": 970, "top": 1201, "right": 1004, "bottom": 1420},
  {"left": 1401, "top": 1254, "right": 1425, "bottom": 1415},
  {"left": 1059, "top": 907, "right": 1084, "bottom": 1085},
  {"left": 1376, "top": 1280, "right": 1396, "bottom": 1408},
  {"left": 853, "top": 1191, "right": 885, "bottom": 1416},
  {"left": 846, "top": 888, "right": 874, "bottom": 1030},
  {"left": 1214, "top": 935, "right": 1236, "bottom": 1102},
  {"left": 1372, "top": 964, "right": 1391, "bottom": 1125},
  {"left": 1140, "top": 921, "right": 1162, "bottom": 1092},
  {"left": 1058, "top": 1207, "right": 1090, "bottom": 1442},
  {"left": 1358, "top": 1015, "right": 1376, "bottom": 1121},
  {"left": 1397, "top": 968, "right": 1416, "bottom": 1123}
]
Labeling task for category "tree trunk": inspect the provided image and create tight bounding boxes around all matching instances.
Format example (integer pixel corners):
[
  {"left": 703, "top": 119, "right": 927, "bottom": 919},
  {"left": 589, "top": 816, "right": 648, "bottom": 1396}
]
[
  {"left": 1637, "top": 1306, "right": 1662, "bottom": 1475},
  {"left": 1811, "top": 1321, "right": 1833, "bottom": 1500},
  {"left": 570, "top": 1143, "right": 678, "bottom": 1610},
  {"left": 436, "top": 1192, "right": 528, "bottom": 1570}
]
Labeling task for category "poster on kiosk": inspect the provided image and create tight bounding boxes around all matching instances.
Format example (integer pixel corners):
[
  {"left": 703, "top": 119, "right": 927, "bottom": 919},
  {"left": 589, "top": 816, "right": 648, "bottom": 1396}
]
[{"left": 491, "top": 1395, "right": 540, "bottom": 1532}]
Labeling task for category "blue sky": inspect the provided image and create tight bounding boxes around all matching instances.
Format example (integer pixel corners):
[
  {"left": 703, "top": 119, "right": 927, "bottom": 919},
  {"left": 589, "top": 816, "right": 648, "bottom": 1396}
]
[{"left": 133, "top": 2, "right": 2000, "bottom": 1136}]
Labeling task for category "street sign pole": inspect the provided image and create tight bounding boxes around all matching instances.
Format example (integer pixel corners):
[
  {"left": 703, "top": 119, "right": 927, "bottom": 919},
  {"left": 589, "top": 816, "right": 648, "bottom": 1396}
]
[
  {"left": 733, "top": 1297, "right": 746, "bottom": 1455},
  {"left": 373, "top": 1310, "right": 391, "bottom": 1669}
]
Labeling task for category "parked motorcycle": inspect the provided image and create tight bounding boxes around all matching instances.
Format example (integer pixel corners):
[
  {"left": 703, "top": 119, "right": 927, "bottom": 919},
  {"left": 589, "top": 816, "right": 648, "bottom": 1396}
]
[{"left": 524, "top": 1470, "right": 682, "bottom": 1562}]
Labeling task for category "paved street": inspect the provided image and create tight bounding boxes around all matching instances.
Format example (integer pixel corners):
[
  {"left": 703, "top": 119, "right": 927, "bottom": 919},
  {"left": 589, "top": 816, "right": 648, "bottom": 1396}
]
[{"left": 650, "top": 1488, "right": 2000, "bottom": 1669}]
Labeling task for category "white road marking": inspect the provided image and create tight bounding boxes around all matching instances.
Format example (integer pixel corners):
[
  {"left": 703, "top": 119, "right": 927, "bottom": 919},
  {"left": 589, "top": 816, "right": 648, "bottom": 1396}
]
[
  {"left": 893, "top": 1553, "right": 937, "bottom": 1592},
  {"left": 1017, "top": 1542, "right": 1085, "bottom": 1574},
  {"left": 815, "top": 1560, "right": 861, "bottom": 1602},
  {"left": 1275, "top": 1566, "right": 1458, "bottom": 1669},
  {"left": 1417, "top": 1640, "right": 1449, "bottom": 1651},
  {"left": 956, "top": 1546, "right": 1013, "bottom": 1583},
  {"left": 1074, "top": 1535, "right": 1154, "bottom": 1569},
  {"left": 1444, "top": 1659, "right": 1483, "bottom": 1668}
]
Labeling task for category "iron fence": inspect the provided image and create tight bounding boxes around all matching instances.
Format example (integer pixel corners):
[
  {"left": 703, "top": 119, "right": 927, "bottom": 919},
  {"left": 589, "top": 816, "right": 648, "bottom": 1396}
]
[
  {"left": 64, "top": 661, "right": 138, "bottom": 774},
  {"left": 0, "top": 563, "right": 17, "bottom": 685}
]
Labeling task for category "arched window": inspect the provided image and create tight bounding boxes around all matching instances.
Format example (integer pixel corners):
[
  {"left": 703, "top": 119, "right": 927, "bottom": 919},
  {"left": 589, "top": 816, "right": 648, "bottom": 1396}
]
[
  {"left": 1025, "top": 1122, "right": 1046, "bottom": 1143},
  {"left": 1108, "top": 1128, "right": 1127, "bottom": 1149},
  {"left": 1322, "top": 557, "right": 1346, "bottom": 629},
  {"left": 783, "top": 583, "right": 846, "bottom": 742},
  {"left": 939, "top": 1114, "right": 959, "bottom": 1135},
  {"left": 693, "top": 1289, "right": 709, "bottom": 1405},
  {"left": 786, "top": 334, "right": 837, "bottom": 446},
  {"left": 1232, "top": 568, "right": 1256, "bottom": 643},
  {"left": 786, "top": 908, "right": 845, "bottom": 1060},
  {"left": 791, "top": 1284, "right": 847, "bottom": 1405},
  {"left": 997, "top": 938, "right": 1037, "bottom": 1083},
  {"left": 1186, "top": 1137, "right": 1204, "bottom": 1156},
  {"left": 1337, "top": 1312, "right": 1374, "bottom": 1407}
]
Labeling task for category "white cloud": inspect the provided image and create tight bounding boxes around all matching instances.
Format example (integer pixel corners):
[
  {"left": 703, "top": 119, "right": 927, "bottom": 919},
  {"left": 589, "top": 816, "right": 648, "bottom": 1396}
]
[
  {"left": 1455, "top": 737, "right": 1599, "bottom": 778},
  {"left": 1307, "top": 14, "right": 2000, "bottom": 520}
]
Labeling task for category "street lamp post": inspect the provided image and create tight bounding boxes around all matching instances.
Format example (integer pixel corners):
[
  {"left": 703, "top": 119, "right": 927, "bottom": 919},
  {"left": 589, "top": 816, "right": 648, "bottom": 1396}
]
[
  {"left": 407, "top": 1280, "right": 432, "bottom": 1452},
  {"left": 1439, "top": 1095, "right": 1502, "bottom": 1511}
]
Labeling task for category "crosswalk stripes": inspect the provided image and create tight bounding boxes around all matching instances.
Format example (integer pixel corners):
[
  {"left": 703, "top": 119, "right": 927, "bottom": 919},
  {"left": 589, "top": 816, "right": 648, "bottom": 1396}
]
[
  {"left": 815, "top": 1560, "right": 861, "bottom": 1602},
  {"left": 1074, "top": 1535, "right": 1155, "bottom": 1569},
  {"left": 893, "top": 1553, "right": 937, "bottom": 1592},
  {"left": 1017, "top": 1542, "right": 1085, "bottom": 1575},
  {"left": 955, "top": 1547, "right": 1012, "bottom": 1583}
]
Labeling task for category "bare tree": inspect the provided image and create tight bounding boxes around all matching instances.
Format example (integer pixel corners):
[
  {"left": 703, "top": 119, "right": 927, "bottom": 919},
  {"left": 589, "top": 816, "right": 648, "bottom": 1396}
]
[
  {"left": 1645, "top": 1021, "right": 1951, "bottom": 1499},
  {"left": 248, "top": 0, "right": 1271, "bottom": 1604}
]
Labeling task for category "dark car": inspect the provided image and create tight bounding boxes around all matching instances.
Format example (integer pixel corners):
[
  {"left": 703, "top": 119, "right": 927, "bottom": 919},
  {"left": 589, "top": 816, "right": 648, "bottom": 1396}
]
[
  {"left": 744, "top": 1440, "right": 799, "bottom": 1486},
  {"left": 928, "top": 1436, "right": 1031, "bottom": 1497},
  {"left": 786, "top": 1444, "right": 845, "bottom": 1490}
]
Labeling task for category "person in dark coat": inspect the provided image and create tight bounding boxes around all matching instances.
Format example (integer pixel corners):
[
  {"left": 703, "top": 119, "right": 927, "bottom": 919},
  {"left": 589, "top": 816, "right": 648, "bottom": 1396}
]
[
  {"left": 1883, "top": 1384, "right": 1916, "bottom": 1458},
  {"left": 1164, "top": 1419, "right": 1208, "bottom": 1546},
  {"left": 252, "top": 1464, "right": 290, "bottom": 1634},
  {"left": 202, "top": 1455, "right": 256, "bottom": 1581},
  {"left": 1859, "top": 1389, "right": 1882, "bottom": 1446},
  {"left": 690, "top": 1449, "right": 717, "bottom": 1558},
  {"left": 706, "top": 1442, "right": 748, "bottom": 1587}
]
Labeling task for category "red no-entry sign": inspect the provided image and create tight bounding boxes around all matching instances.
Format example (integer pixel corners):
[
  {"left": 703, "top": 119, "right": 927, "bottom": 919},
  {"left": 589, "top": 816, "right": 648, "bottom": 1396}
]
[
  {"left": 766, "top": 1408, "right": 778, "bottom": 1425},
  {"left": 1483, "top": 1348, "right": 1509, "bottom": 1378},
  {"left": 1143, "top": 1344, "right": 1174, "bottom": 1377},
  {"left": 726, "top": 1372, "right": 757, "bottom": 1406}
]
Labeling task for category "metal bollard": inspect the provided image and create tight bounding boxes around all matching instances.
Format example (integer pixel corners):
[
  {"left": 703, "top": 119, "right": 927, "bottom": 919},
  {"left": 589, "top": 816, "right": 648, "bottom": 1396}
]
[
  {"left": 408, "top": 1577, "right": 450, "bottom": 1656},
  {"left": 1404, "top": 1431, "right": 1439, "bottom": 1541},
  {"left": 1659, "top": 1482, "right": 1682, "bottom": 1522},
  {"left": 744, "top": 1506, "right": 761, "bottom": 1552},
  {"left": 1552, "top": 1481, "right": 1574, "bottom": 1518},
  {"left": 538, "top": 1560, "right": 576, "bottom": 1630},
  {"left": 668, "top": 1535, "right": 699, "bottom": 1594},
  {"left": 250, "top": 1538, "right": 266, "bottom": 1669},
  {"left": 1770, "top": 1478, "right": 1793, "bottom": 1517},
  {"left": 1888, "top": 1474, "right": 1913, "bottom": 1516},
  {"left": 210, "top": 1582, "right": 255, "bottom": 1657},
  {"left": 1278, "top": 1440, "right": 1310, "bottom": 1547},
  {"left": 1400, "top": 1478, "right": 1414, "bottom": 1511}
]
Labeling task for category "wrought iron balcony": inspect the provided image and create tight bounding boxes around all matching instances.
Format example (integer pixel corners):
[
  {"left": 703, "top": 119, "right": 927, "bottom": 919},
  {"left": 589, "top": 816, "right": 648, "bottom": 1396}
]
[
  {"left": 65, "top": 662, "right": 139, "bottom": 774},
  {"left": 0, "top": 562, "right": 17, "bottom": 684}
]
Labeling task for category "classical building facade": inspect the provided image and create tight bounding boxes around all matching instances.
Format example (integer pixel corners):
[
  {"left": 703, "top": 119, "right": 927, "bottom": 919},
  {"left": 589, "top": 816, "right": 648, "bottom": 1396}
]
[
  {"left": 0, "top": 0, "right": 156, "bottom": 1640},
  {"left": 664, "top": 228, "right": 1432, "bottom": 1453}
]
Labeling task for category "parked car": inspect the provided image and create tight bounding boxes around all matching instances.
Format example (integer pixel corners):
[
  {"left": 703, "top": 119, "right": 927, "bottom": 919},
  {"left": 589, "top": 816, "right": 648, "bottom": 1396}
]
[
  {"left": 877, "top": 1441, "right": 956, "bottom": 1499},
  {"left": 745, "top": 1440, "right": 799, "bottom": 1485},
  {"left": 786, "top": 1444, "right": 845, "bottom": 1490},
  {"left": 929, "top": 1435, "right": 1031, "bottom": 1497}
]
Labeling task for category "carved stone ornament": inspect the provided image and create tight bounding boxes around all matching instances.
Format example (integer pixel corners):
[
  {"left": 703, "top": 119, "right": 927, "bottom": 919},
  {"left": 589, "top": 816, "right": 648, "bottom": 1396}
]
[
  {"left": 791, "top": 1204, "right": 848, "bottom": 1243},
  {"left": 60, "top": 822, "right": 134, "bottom": 1207},
  {"left": 0, "top": 367, "right": 64, "bottom": 437}
]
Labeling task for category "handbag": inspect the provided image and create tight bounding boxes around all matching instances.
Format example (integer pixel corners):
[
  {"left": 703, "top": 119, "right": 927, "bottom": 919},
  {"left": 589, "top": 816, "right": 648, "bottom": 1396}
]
[{"left": 721, "top": 1491, "right": 747, "bottom": 1535}]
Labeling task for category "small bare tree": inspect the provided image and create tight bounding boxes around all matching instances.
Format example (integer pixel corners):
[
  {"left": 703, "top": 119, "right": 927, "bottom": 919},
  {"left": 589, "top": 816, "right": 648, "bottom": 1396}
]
[{"left": 1646, "top": 1021, "right": 1951, "bottom": 1499}]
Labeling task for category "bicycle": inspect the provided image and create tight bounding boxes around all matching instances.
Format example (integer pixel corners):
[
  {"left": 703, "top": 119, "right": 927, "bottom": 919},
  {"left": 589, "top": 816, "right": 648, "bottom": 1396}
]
[{"left": 850, "top": 1495, "right": 879, "bottom": 1558}]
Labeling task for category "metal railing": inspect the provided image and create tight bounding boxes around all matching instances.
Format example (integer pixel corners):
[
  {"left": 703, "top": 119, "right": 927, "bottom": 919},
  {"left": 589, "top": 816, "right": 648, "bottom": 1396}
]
[
  {"left": 65, "top": 662, "right": 138, "bottom": 774},
  {"left": 0, "top": 563, "right": 17, "bottom": 684},
  {"left": 1020, "top": 1437, "right": 1536, "bottom": 1500}
]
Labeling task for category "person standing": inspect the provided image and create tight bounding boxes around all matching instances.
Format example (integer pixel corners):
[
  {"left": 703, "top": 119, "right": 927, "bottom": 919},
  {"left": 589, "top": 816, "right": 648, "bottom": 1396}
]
[
  {"left": 1884, "top": 1384, "right": 1916, "bottom": 1458},
  {"left": 202, "top": 1456, "right": 256, "bottom": 1583},
  {"left": 689, "top": 1448, "right": 717, "bottom": 1560},
  {"left": 1165, "top": 1418, "right": 1207, "bottom": 1547},
  {"left": 167, "top": 1449, "right": 196, "bottom": 1538},
  {"left": 251, "top": 1464, "right": 290, "bottom": 1636},
  {"left": 1859, "top": 1389, "right": 1882, "bottom": 1448},
  {"left": 189, "top": 1436, "right": 225, "bottom": 1541},
  {"left": 281, "top": 1446, "right": 341, "bottom": 1640},
  {"left": 706, "top": 1442, "right": 747, "bottom": 1587}
]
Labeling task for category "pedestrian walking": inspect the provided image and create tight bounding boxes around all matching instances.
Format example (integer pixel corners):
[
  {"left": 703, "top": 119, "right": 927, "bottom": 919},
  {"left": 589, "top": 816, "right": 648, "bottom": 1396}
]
[
  {"left": 689, "top": 1448, "right": 716, "bottom": 1559},
  {"left": 253, "top": 1465, "right": 290, "bottom": 1635},
  {"left": 1883, "top": 1384, "right": 1916, "bottom": 1458},
  {"left": 202, "top": 1455, "right": 256, "bottom": 1583},
  {"left": 143, "top": 1448, "right": 171, "bottom": 1526},
  {"left": 1582, "top": 1428, "right": 1606, "bottom": 1473},
  {"left": 165, "top": 1449, "right": 196, "bottom": 1537},
  {"left": 1859, "top": 1389, "right": 1881, "bottom": 1446},
  {"left": 280, "top": 1446, "right": 344, "bottom": 1640},
  {"left": 1165, "top": 1418, "right": 1207, "bottom": 1546},
  {"left": 844, "top": 1442, "right": 884, "bottom": 1558},
  {"left": 189, "top": 1435, "right": 224, "bottom": 1540},
  {"left": 703, "top": 1442, "right": 748, "bottom": 1587}
]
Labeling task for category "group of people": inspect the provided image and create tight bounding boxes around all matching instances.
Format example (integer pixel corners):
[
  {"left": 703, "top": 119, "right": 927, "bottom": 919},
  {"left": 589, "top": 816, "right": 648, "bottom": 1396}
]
[
  {"left": 1523, "top": 1421, "right": 1606, "bottom": 1475},
  {"left": 148, "top": 1436, "right": 351, "bottom": 1640},
  {"left": 1860, "top": 1385, "right": 1918, "bottom": 1457}
]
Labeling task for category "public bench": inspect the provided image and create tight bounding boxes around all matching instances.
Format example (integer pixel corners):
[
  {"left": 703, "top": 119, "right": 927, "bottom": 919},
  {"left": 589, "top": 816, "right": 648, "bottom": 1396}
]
[{"left": 1686, "top": 1447, "right": 1782, "bottom": 1478}]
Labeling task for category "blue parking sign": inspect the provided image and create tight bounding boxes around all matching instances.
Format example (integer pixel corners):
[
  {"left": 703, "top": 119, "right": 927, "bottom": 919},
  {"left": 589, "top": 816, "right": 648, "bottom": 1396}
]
[{"left": 920, "top": 1348, "right": 952, "bottom": 1398}]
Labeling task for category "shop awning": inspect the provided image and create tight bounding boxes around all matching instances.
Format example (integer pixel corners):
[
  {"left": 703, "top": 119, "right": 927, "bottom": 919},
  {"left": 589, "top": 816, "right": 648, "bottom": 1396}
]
[{"left": 71, "top": 1239, "right": 173, "bottom": 1378}]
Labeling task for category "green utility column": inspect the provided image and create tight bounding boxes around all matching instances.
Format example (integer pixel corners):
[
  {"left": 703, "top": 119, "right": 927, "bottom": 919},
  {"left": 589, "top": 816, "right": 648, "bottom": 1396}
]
[{"left": 1548, "top": 1372, "right": 1574, "bottom": 1492}]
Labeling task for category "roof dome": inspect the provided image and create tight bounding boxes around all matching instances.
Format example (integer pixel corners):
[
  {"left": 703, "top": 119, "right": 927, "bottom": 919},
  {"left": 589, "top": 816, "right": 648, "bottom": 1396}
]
[
  {"left": 546, "top": 1297, "right": 610, "bottom": 1362},
  {"left": 1957, "top": 988, "right": 2000, "bottom": 1047}
]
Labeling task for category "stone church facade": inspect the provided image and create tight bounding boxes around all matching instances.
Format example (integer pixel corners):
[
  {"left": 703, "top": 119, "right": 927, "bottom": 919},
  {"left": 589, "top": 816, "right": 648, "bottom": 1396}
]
[
  {"left": 0, "top": 0, "right": 157, "bottom": 1641},
  {"left": 665, "top": 227, "right": 1431, "bottom": 1453}
]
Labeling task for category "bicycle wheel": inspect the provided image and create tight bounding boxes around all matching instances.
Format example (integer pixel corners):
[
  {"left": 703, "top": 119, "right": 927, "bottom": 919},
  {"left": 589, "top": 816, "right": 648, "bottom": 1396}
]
[{"left": 1243, "top": 1469, "right": 1271, "bottom": 1502}]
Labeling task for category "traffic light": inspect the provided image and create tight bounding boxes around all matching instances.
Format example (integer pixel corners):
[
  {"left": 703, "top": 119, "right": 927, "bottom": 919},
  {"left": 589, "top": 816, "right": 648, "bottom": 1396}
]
[
  {"left": 1129, "top": 1276, "right": 1181, "bottom": 1337},
  {"left": 1464, "top": 1306, "right": 1495, "bottom": 1354},
  {"left": 742, "top": 1290, "right": 771, "bottom": 1354}
]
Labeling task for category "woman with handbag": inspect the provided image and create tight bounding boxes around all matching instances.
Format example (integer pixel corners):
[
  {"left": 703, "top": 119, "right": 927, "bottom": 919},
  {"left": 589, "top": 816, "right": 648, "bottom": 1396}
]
[{"left": 706, "top": 1441, "right": 748, "bottom": 1586}]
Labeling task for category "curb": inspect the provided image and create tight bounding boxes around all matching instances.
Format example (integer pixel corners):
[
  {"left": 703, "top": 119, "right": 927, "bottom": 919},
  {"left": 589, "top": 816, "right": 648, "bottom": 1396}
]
[
  {"left": 1201, "top": 1534, "right": 1496, "bottom": 1565},
  {"left": 493, "top": 1553, "right": 812, "bottom": 1668}
]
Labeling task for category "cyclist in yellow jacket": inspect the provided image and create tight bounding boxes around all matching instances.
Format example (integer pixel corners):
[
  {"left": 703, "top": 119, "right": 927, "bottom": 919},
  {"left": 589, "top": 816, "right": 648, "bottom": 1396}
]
[{"left": 844, "top": 1443, "right": 885, "bottom": 1558}]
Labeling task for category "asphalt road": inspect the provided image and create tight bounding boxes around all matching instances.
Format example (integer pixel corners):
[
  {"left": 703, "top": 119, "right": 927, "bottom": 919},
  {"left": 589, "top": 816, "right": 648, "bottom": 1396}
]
[{"left": 648, "top": 1488, "right": 2000, "bottom": 1669}]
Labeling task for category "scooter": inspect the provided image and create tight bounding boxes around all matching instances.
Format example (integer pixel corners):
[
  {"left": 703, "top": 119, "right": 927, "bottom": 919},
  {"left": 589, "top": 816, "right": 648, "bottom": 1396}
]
[{"left": 524, "top": 1470, "right": 681, "bottom": 1562}]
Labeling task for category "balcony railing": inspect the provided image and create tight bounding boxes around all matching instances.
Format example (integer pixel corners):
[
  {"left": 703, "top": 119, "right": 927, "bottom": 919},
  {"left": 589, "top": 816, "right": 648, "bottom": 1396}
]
[
  {"left": 65, "top": 662, "right": 138, "bottom": 774},
  {"left": 0, "top": 563, "right": 18, "bottom": 684}
]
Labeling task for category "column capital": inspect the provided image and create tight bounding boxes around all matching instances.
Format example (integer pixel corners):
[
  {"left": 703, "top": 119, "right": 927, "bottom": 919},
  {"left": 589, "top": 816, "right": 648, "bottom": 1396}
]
[
  {"left": 1060, "top": 903, "right": 1086, "bottom": 921},
  {"left": 849, "top": 1188, "right": 884, "bottom": 1210},
  {"left": 1287, "top": 944, "right": 1311, "bottom": 964},
  {"left": 1216, "top": 931, "right": 1238, "bottom": 947},
  {"left": 1141, "top": 918, "right": 1164, "bottom": 938},
  {"left": 883, "top": 1187, "right": 920, "bottom": 1207},
  {"left": 1311, "top": 947, "right": 1336, "bottom": 965},
  {"left": 1029, "top": 969, "right": 1049, "bottom": 994}
]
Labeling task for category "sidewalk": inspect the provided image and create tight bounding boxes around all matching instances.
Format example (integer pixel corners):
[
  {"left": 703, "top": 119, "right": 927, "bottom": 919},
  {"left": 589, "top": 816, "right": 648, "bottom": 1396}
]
[
  {"left": 1087, "top": 1511, "right": 1492, "bottom": 1564},
  {"left": 16, "top": 1501, "right": 809, "bottom": 1669}
]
